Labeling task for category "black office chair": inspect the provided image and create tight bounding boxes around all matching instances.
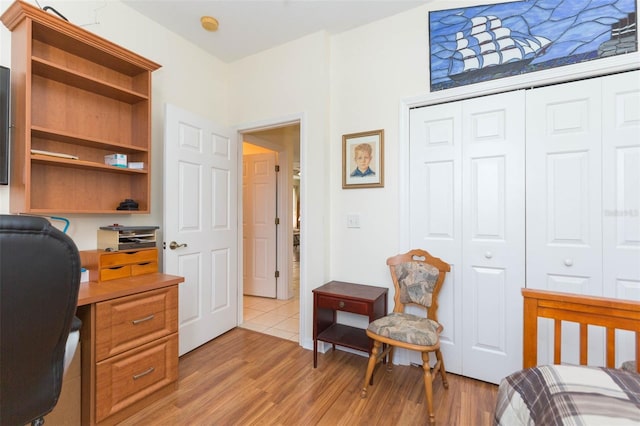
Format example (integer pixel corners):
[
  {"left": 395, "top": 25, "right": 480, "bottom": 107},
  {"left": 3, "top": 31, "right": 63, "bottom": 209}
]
[{"left": 0, "top": 215, "right": 82, "bottom": 426}]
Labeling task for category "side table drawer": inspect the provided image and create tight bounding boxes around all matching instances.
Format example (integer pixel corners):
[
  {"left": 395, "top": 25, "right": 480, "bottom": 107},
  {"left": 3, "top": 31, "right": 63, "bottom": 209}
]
[
  {"left": 96, "top": 287, "right": 178, "bottom": 361},
  {"left": 95, "top": 333, "right": 178, "bottom": 423},
  {"left": 316, "top": 294, "right": 369, "bottom": 315}
]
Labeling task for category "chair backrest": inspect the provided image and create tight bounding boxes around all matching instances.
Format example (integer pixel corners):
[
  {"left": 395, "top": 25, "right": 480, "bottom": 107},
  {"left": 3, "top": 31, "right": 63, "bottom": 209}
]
[
  {"left": 0, "top": 215, "right": 81, "bottom": 426},
  {"left": 387, "top": 249, "right": 450, "bottom": 321}
]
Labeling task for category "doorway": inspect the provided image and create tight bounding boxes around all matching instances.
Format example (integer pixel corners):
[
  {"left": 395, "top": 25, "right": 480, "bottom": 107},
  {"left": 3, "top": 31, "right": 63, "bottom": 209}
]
[{"left": 239, "top": 123, "right": 301, "bottom": 342}]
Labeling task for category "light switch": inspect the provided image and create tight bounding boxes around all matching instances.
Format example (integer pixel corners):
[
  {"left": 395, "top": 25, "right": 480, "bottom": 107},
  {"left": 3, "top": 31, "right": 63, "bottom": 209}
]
[{"left": 347, "top": 214, "right": 360, "bottom": 228}]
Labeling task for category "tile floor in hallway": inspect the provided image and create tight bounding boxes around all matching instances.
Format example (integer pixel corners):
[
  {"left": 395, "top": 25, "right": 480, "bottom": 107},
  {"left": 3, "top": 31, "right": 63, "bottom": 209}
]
[
  {"left": 241, "top": 250, "right": 300, "bottom": 342},
  {"left": 241, "top": 295, "right": 300, "bottom": 342}
]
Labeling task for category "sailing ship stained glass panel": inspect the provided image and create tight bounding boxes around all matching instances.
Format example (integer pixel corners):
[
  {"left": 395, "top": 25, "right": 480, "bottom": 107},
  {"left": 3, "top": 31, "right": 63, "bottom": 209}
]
[{"left": 429, "top": 0, "right": 638, "bottom": 91}]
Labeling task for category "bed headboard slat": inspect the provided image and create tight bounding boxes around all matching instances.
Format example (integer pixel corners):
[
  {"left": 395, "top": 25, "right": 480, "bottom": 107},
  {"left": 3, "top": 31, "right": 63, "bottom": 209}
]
[{"left": 607, "top": 328, "right": 616, "bottom": 368}]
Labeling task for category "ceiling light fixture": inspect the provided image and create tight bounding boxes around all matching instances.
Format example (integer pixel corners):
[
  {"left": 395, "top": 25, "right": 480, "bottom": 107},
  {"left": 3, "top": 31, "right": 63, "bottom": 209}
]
[{"left": 200, "top": 16, "right": 219, "bottom": 32}]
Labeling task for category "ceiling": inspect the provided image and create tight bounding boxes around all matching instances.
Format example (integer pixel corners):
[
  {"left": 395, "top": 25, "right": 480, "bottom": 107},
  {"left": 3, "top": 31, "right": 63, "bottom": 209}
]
[{"left": 121, "top": 0, "right": 426, "bottom": 63}]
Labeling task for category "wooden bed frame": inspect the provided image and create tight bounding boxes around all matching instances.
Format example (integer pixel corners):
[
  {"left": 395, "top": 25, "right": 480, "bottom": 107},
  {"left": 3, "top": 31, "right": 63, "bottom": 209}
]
[{"left": 522, "top": 288, "right": 640, "bottom": 373}]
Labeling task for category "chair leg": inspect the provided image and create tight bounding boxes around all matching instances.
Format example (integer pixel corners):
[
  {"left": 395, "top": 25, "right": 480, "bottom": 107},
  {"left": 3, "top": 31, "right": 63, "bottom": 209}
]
[
  {"left": 421, "top": 352, "right": 435, "bottom": 425},
  {"left": 361, "top": 340, "right": 382, "bottom": 398},
  {"left": 386, "top": 346, "right": 395, "bottom": 371},
  {"left": 435, "top": 348, "right": 448, "bottom": 389}
]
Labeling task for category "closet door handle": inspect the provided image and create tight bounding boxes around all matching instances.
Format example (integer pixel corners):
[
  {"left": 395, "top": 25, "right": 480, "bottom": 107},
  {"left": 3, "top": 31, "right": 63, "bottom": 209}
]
[
  {"left": 484, "top": 251, "right": 493, "bottom": 259},
  {"left": 564, "top": 258, "right": 573, "bottom": 267}
]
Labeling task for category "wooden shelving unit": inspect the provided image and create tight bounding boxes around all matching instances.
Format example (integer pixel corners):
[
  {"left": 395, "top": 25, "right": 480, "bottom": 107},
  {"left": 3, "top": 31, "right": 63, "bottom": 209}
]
[{"left": 1, "top": 0, "right": 161, "bottom": 214}]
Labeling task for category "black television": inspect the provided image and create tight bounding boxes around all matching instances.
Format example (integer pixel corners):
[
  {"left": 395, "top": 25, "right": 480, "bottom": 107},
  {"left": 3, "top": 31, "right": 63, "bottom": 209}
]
[{"left": 0, "top": 66, "right": 9, "bottom": 185}]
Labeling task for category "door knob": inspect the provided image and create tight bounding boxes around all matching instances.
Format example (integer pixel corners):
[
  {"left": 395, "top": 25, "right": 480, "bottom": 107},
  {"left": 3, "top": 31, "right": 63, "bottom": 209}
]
[
  {"left": 169, "top": 241, "right": 188, "bottom": 250},
  {"left": 564, "top": 258, "right": 573, "bottom": 267},
  {"left": 484, "top": 251, "right": 493, "bottom": 259}
]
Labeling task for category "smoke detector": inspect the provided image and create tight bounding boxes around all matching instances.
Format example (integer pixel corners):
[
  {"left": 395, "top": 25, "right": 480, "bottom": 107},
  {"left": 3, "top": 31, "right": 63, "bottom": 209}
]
[{"left": 201, "top": 16, "right": 219, "bottom": 32}]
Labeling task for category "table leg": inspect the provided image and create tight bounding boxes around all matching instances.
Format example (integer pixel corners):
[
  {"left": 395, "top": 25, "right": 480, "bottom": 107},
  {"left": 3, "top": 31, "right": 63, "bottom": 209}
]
[{"left": 314, "top": 338, "right": 318, "bottom": 368}]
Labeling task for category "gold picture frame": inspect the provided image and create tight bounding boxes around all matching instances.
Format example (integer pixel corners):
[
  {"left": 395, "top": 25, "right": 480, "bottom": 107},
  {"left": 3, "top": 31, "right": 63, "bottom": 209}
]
[{"left": 342, "top": 129, "right": 384, "bottom": 189}]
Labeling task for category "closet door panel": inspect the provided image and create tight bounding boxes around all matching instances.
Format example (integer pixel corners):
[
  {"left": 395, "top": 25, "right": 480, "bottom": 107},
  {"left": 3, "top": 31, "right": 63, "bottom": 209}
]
[
  {"left": 461, "top": 91, "right": 525, "bottom": 383},
  {"left": 409, "top": 103, "right": 462, "bottom": 372},
  {"left": 602, "top": 71, "right": 640, "bottom": 366},
  {"left": 603, "top": 71, "right": 640, "bottom": 298},
  {"left": 527, "top": 78, "right": 603, "bottom": 366},
  {"left": 526, "top": 79, "right": 602, "bottom": 296}
]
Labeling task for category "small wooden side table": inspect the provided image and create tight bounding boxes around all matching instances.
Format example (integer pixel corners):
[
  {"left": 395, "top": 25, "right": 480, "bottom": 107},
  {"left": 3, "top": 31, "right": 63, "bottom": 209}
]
[{"left": 313, "top": 280, "right": 388, "bottom": 368}]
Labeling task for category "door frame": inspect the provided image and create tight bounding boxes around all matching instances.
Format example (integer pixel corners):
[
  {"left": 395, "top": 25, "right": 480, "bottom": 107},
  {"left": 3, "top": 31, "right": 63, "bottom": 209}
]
[{"left": 235, "top": 113, "right": 305, "bottom": 337}]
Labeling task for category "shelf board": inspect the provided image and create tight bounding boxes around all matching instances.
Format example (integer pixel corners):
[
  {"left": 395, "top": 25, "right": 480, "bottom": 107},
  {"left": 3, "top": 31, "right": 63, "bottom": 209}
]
[
  {"left": 32, "top": 57, "right": 148, "bottom": 104},
  {"left": 25, "top": 208, "right": 150, "bottom": 215},
  {"left": 31, "top": 154, "right": 148, "bottom": 174},
  {"left": 31, "top": 126, "right": 149, "bottom": 154},
  {"left": 317, "top": 324, "right": 370, "bottom": 352}
]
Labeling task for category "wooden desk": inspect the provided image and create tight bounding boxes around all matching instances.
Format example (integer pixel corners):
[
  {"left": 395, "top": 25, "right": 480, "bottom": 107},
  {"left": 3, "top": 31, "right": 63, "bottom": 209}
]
[
  {"left": 76, "top": 273, "right": 184, "bottom": 425},
  {"left": 313, "top": 281, "right": 387, "bottom": 368}
]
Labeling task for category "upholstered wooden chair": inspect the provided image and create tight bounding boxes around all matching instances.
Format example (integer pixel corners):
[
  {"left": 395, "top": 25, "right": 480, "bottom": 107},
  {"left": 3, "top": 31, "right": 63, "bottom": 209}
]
[{"left": 360, "top": 249, "right": 450, "bottom": 424}]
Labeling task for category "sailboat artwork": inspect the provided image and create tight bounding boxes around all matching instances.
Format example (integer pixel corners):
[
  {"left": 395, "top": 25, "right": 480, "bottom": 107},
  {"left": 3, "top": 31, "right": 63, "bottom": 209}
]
[
  {"left": 448, "top": 15, "right": 551, "bottom": 82},
  {"left": 429, "top": 0, "right": 638, "bottom": 91}
]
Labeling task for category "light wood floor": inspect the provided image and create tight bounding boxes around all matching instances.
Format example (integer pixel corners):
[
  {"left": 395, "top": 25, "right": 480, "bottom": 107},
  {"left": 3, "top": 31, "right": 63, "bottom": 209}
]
[{"left": 120, "top": 328, "right": 498, "bottom": 425}]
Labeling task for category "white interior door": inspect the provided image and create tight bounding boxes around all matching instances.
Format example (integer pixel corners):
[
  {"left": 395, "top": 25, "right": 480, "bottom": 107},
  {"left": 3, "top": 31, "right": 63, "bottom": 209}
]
[
  {"left": 409, "top": 91, "right": 525, "bottom": 384},
  {"left": 243, "top": 152, "right": 277, "bottom": 298},
  {"left": 164, "top": 103, "right": 238, "bottom": 356},
  {"left": 526, "top": 78, "right": 604, "bottom": 365},
  {"left": 460, "top": 91, "right": 525, "bottom": 383},
  {"left": 601, "top": 71, "right": 640, "bottom": 366},
  {"left": 526, "top": 78, "right": 603, "bottom": 297},
  {"left": 602, "top": 71, "right": 640, "bottom": 300},
  {"left": 409, "top": 101, "right": 463, "bottom": 374}
]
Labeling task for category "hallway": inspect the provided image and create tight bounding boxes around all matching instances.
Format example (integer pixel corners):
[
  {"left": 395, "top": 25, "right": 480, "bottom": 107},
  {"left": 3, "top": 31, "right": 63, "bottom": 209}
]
[{"left": 240, "top": 254, "right": 299, "bottom": 342}]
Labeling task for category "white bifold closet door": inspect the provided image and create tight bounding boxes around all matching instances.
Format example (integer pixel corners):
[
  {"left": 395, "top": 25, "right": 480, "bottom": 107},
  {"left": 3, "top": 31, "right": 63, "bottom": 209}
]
[
  {"left": 526, "top": 70, "right": 640, "bottom": 367},
  {"left": 409, "top": 90, "right": 525, "bottom": 384},
  {"left": 602, "top": 71, "right": 640, "bottom": 367}
]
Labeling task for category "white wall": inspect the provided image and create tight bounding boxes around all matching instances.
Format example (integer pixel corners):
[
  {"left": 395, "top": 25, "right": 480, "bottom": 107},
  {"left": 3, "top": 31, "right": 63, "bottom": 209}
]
[
  {"left": 329, "top": 5, "right": 430, "bottom": 288},
  {"left": 0, "top": 0, "right": 229, "bottom": 250}
]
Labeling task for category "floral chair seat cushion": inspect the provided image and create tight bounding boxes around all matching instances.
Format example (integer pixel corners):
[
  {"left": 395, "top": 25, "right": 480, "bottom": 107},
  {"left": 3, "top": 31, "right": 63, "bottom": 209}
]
[
  {"left": 395, "top": 261, "right": 440, "bottom": 307},
  {"left": 621, "top": 360, "right": 638, "bottom": 374},
  {"left": 367, "top": 312, "right": 440, "bottom": 346}
]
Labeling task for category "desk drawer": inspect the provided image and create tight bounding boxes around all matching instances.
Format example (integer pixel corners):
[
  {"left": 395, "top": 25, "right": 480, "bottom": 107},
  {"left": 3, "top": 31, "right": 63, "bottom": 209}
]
[
  {"left": 100, "top": 249, "right": 158, "bottom": 268},
  {"left": 316, "top": 294, "right": 369, "bottom": 315},
  {"left": 100, "top": 265, "right": 131, "bottom": 281},
  {"left": 95, "top": 333, "right": 178, "bottom": 423},
  {"left": 131, "top": 261, "right": 158, "bottom": 276},
  {"left": 95, "top": 287, "right": 178, "bottom": 361}
]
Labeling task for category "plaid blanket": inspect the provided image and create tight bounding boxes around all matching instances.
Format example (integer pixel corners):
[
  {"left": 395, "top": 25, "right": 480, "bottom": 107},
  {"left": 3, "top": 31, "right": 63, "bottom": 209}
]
[{"left": 494, "top": 364, "right": 640, "bottom": 425}]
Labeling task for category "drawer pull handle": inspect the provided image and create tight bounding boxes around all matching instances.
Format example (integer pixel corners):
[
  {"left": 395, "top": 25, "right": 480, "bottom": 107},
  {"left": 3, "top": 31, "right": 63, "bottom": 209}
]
[
  {"left": 132, "top": 314, "right": 155, "bottom": 325},
  {"left": 133, "top": 367, "right": 155, "bottom": 380},
  {"left": 338, "top": 301, "right": 345, "bottom": 309}
]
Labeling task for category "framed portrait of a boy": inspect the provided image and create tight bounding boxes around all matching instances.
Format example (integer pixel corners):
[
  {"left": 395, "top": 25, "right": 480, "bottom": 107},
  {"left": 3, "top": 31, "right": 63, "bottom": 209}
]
[{"left": 342, "top": 129, "right": 384, "bottom": 189}]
